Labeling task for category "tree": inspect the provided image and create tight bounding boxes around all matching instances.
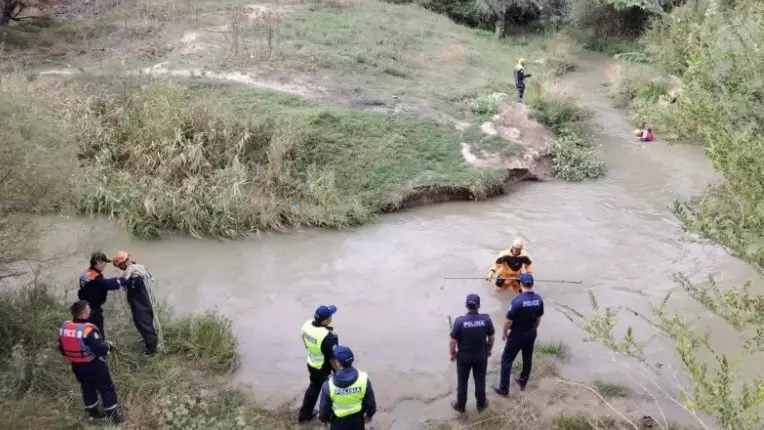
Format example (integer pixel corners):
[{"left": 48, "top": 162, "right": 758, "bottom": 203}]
[{"left": 476, "top": 0, "right": 543, "bottom": 38}]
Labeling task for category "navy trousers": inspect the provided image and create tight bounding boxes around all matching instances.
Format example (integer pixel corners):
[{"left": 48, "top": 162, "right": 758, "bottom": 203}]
[
  {"left": 498, "top": 330, "right": 536, "bottom": 392},
  {"left": 72, "top": 359, "right": 118, "bottom": 410},
  {"left": 455, "top": 352, "right": 488, "bottom": 411}
]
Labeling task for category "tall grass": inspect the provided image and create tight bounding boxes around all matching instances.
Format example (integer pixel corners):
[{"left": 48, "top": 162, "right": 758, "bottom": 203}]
[
  {"left": 30, "top": 77, "right": 505, "bottom": 239},
  {"left": 526, "top": 76, "right": 605, "bottom": 181},
  {"left": 0, "top": 282, "right": 288, "bottom": 429}
]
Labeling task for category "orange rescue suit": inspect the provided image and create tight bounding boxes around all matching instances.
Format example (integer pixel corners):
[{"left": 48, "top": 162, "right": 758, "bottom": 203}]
[
  {"left": 487, "top": 248, "right": 533, "bottom": 293},
  {"left": 59, "top": 321, "right": 98, "bottom": 364}
]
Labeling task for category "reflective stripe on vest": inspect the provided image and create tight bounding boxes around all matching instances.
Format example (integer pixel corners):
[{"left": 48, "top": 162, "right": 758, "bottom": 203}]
[
  {"left": 59, "top": 320, "right": 97, "bottom": 364},
  {"left": 329, "top": 371, "right": 368, "bottom": 418},
  {"left": 301, "top": 320, "right": 329, "bottom": 369}
]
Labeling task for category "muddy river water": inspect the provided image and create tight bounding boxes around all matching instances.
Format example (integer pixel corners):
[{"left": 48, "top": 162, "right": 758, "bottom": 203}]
[{"left": 32, "top": 52, "right": 760, "bottom": 428}]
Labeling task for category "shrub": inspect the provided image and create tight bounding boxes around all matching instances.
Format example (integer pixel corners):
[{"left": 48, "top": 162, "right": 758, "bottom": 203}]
[
  {"left": 545, "top": 128, "right": 606, "bottom": 181},
  {"left": 542, "top": 33, "right": 580, "bottom": 76},
  {"left": 165, "top": 313, "right": 240, "bottom": 373},
  {"left": 527, "top": 78, "right": 591, "bottom": 133},
  {"left": 0, "top": 282, "right": 285, "bottom": 429},
  {"left": 469, "top": 93, "right": 506, "bottom": 115},
  {"left": 62, "top": 78, "right": 499, "bottom": 238},
  {"left": 0, "top": 74, "right": 80, "bottom": 213}
]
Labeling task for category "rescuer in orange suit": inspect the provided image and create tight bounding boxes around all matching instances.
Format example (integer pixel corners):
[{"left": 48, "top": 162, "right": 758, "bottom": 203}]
[
  {"left": 485, "top": 238, "right": 533, "bottom": 294},
  {"left": 59, "top": 300, "right": 125, "bottom": 425}
]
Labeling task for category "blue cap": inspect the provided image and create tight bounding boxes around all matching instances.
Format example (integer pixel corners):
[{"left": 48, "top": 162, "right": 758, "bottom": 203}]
[
  {"left": 466, "top": 293, "right": 481, "bottom": 309},
  {"left": 334, "top": 345, "right": 354, "bottom": 366},
  {"left": 314, "top": 305, "right": 337, "bottom": 322},
  {"left": 519, "top": 273, "right": 534, "bottom": 287}
]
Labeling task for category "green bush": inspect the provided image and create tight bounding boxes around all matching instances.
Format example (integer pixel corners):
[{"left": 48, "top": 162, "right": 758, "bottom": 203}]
[
  {"left": 165, "top": 313, "right": 240, "bottom": 373},
  {"left": 527, "top": 79, "right": 592, "bottom": 133},
  {"left": 545, "top": 128, "right": 606, "bottom": 181},
  {"left": 0, "top": 282, "right": 285, "bottom": 429},
  {"left": 66, "top": 78, "right": 502, "bottom": 239}
]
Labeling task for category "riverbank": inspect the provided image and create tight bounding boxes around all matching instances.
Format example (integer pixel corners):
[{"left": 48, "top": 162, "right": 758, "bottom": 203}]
[
  {"left": 0, "top": 282, "right": 681, "bottom": 429},
  {"left": 1, "top": 0, "right": 608, "bottom": 240}
]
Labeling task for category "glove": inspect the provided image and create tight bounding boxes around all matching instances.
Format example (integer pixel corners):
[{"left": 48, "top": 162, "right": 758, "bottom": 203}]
[
  {"left": 485, "top": 271, "right": 495, "bottom": 281},
  {"left": 526, "top": 74, "right": 532, "bottom": 78}
]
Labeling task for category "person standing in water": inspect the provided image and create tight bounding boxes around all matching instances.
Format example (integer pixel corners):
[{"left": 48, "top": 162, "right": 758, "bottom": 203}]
[{"left": 485, "top": 237, "right": 533, "bottom": 294}]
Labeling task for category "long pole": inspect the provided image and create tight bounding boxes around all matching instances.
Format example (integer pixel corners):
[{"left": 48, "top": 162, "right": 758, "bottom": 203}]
[{"left": 443, "top": 277, "right": 583, "bottom": 284}]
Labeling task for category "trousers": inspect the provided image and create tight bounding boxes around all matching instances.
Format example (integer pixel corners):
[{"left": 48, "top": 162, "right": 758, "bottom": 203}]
[
  {"left": 72, "top": 359, "right": 118, "bottom": 410},
  {"left": 516, "top": 85, "right": 526, "bottom": 103},
  {"left": 455, "top": 353, "right": 488, "bottom": 411},
  {"left": 88, "top": 308, "right": 106, "bottom": 339},
  {"left": 330, "top": 412, "right": 366, "bottom": 430},
  {"left": 299, "top": 364, "right": 331, "bottom": 421},
  {"left": 131, "top": 308, "right": 158, "bottom": 354},
  {"left": 498, "top": 329, "right": 536, "bottom": 392}
]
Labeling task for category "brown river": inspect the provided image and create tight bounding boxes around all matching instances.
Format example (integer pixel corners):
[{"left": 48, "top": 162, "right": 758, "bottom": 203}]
[{"left": 30, "top": 52, "right": 760, "bottom": 428}]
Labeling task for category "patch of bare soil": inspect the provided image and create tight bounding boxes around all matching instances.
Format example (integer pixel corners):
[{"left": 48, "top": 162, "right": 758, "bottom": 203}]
[{"left": 462, "top": 100, "right": 554, "bottom": 181}]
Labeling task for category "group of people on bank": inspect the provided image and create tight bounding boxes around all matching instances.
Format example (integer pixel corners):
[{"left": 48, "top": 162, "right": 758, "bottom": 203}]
[
  {"left": 60, "top": 237, "right": 537, "bottom": 428},
  {"left": 59, "top": 251, "right": 159, "bottom": 425},
  {"left": 299, "top": 238, "right": 541, "bottom": 429}
]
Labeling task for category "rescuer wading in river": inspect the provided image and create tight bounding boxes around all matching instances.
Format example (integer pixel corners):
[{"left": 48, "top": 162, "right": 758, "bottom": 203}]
[
  {"left": 493, "top": 273, "right": 544, "bottom": 396},
  {"left": 486, "top": 237, "right": 533, "bottom": 294},
  {"left": 112, "top": 251, "right": 160, "bottom": 356},
  {"left": 449, "top": 293, "right": 495, "bottom": 413},
  {"left": 59, "top": 300, "right": 125, "bottom": 424},
  {"left": 318, "top": 345, "right": 377, "bottom": 430},
  {"left": 78, "top": 252, "right": 127, "bottom": 338},
  {"left": 299, "top": 305, "right": 340, "bottom": 423}
]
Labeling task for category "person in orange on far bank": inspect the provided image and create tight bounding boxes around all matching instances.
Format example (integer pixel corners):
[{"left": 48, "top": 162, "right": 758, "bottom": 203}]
[{"left": 485, "top": 237, "right": 533, "bottom": 294}]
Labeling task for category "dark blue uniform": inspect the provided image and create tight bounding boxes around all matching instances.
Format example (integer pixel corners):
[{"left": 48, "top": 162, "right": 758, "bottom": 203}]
[
  {"left": 78, "top": 268, "right": 123, "bottom": 337},
  {"left": 450, "top": 296, "right": 495, "bottom": 412},
  {"left": 58, "top": 319, "right": 118, "bottom": 416},
  {"left": 497, "top": 290, "right": 543, "bottom": 393}
]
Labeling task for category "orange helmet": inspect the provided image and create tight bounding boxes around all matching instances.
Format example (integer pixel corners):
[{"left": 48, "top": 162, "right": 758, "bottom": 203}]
[
  {"left": 633, "top": 129, "right": 643, "bottom": 137},
  {"left": 112, "top": 251, "right": 130, "bottom": 267}
]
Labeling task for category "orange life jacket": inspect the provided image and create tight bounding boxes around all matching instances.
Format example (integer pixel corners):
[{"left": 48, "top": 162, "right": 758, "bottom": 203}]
[{"left": 59, "top": 320, "right": 97, "bottom": 364}]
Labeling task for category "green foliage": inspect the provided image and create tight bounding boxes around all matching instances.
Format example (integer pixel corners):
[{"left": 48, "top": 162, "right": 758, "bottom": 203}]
[
  {"left": 526, "top": 77, "right": 605, "bottom": 181},
  {"left": 0, "top": 282, "right": 287, "bottom": 429},
  {"left": 165, "top": 313, "right": 240, "bottom": 373},
  {"left": 534, "top": 341, "right": 569, "bottom": 359},
  {"left": 592, "top": 380, "right": 631, "bottom": 398},
  {"left": 56, "top": 78, "right": 504, "bottom": 239},
  {"left": 470, "top": 93, "right": 504, "bottom": 115},
  {"left": 527, "top": 84, "right": 591, "bottom": 134},
  {"left": 0, "top": 75, "right": 80, "bottom": 213}
]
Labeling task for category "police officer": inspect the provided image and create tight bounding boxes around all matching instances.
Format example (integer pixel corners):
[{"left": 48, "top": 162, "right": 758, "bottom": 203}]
[
  {"left": 449, "top": 293, "right": 495, "bottom": 413},
  {"left": 514, "top": 58, "right": 532, "bottom": 103},
  {"left": 299, "top": 305, "right": 340, "bottom": 423},
  {"left": 59, "top": 300, "right": 125, "bottom": 424},
  {"left": 78, "top": 252, "right": 125, "bottom": 337},
  {"left": 493, "top": 273, "right": 543, "bottom": 396},
  {"left": 318, "top": 345, "right": 377, "bottom": 429}
]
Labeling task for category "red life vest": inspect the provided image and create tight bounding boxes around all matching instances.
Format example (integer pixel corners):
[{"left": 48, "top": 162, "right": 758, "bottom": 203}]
[
  {"left": 644, "top": 130, "right": 654, "bottom": 141},
  {"left": 59, "top": 321, "right": 97, "bottom": 363}
]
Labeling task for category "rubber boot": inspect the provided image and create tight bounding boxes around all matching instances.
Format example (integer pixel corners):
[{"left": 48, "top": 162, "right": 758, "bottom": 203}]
[
  {"left": 106, "top": 408, "right": 125, "bottom": 425},
  {"left": 86, "top": 406, "right": 105, "bottom": 419}
]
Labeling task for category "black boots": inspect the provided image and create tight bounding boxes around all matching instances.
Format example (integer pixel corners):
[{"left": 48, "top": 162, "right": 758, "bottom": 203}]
[
  {"left": 86, "top": 406, "right": 105, "bottom": 419},
  {"left": 106, "top": 408, "right": 126, "bottom": 425}
]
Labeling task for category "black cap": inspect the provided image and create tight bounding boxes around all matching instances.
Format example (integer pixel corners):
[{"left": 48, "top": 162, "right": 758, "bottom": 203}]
[
  {"left": 90, "top": 252, "right": 111, "bottom": 264},
  {"left": 466, "top": 293, "right": 481, "bottom": 309}
]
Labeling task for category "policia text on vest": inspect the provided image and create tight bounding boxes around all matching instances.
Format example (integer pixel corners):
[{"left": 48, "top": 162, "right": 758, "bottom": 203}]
[
  {"left": 318, "top": 345, "right": 377, "bottom": 430},
  {"left": 299, "top": 305, "right": 340, "bottom": 423}
]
